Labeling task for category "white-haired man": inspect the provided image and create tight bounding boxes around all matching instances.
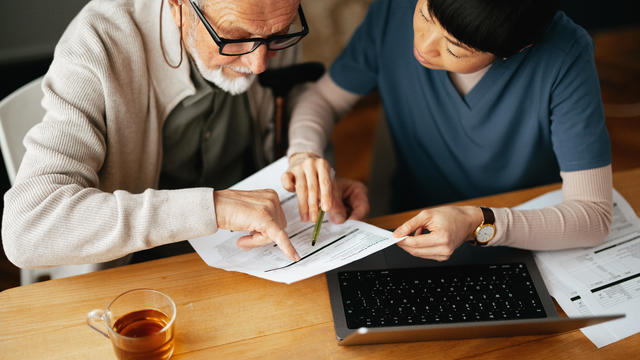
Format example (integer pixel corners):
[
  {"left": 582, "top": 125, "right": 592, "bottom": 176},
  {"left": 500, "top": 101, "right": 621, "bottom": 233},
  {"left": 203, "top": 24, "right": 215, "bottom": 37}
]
[{"left": 2, "top": 0, "right": 368, "bottom": 270}]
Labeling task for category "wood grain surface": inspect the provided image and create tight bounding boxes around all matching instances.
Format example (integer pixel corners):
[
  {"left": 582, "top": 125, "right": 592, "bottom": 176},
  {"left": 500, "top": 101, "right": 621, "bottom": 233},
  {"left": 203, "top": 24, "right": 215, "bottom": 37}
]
[{"left": 1, "top": 168, "right": 639, "bottom": 359}]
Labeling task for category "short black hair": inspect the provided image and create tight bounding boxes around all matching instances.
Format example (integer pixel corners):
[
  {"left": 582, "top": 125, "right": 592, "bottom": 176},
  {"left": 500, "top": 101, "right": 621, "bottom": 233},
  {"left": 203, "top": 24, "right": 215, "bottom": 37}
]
[{"left": 428, "top": 0, "right": 560, "bottom": 58}]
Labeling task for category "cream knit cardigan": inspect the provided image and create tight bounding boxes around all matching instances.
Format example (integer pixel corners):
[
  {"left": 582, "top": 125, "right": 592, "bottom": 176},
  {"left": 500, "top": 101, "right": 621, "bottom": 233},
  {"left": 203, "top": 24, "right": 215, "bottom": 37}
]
[{"left": 2, "top": 0, "right": 299, "bottom": 268}]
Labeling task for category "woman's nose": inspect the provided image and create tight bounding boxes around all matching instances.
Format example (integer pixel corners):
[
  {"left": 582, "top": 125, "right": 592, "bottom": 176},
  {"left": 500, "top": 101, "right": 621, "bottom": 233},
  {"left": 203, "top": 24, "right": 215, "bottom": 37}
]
[{"left": 416, "top": 30, "right": 441, "bottom": 58}]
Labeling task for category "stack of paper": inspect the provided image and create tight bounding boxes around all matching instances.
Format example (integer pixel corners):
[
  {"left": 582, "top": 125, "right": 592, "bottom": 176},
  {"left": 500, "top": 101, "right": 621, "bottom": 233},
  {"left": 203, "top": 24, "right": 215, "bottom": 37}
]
[
  {"left": 189, "top": 157, "right": 404, "bottom": 284},
  {"left": 518, "top": 190, "right": 640, "bottom": 347}
]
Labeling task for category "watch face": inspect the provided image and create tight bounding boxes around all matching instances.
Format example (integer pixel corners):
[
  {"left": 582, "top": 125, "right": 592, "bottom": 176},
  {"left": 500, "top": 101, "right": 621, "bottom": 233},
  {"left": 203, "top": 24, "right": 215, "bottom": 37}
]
[{"left": 476, "top": 225, "right": 496, "bottom": 243}]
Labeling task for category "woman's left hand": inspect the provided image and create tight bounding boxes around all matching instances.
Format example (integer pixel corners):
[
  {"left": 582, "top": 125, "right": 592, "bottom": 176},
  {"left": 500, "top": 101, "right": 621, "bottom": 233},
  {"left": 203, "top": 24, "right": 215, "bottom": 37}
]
[{"left": 393, "top": 206, "right": 483, "bottom": 261}]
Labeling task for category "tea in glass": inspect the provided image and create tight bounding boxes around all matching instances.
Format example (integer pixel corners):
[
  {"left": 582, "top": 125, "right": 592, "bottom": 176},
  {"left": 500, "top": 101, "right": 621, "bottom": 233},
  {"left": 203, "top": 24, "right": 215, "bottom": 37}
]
[
  {"left": 87, "top": 289, "right": 176, "bottom": 360},
  {"left": 111, "top": 308, "right": 174, "bottom": 359}
]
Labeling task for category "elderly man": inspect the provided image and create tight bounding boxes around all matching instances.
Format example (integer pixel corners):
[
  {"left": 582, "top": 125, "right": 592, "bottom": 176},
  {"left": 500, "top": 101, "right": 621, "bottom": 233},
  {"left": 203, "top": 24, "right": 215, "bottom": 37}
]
[{"left": 2, "top": 0, "right": 367, "bottom": 270}]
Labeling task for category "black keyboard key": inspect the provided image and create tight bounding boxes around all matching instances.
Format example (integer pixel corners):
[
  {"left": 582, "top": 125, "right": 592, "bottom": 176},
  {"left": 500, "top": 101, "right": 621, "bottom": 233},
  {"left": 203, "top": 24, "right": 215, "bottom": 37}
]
[{"left": 339, "top": 263, "right": 547, "bottom": 329}]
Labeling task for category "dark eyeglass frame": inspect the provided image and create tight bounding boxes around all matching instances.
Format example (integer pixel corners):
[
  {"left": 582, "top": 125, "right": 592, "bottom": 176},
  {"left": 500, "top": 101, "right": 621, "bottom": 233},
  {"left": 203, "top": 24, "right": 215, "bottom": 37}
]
[{"left": 187, "top": 0, "right": 309, "bottom": 56}]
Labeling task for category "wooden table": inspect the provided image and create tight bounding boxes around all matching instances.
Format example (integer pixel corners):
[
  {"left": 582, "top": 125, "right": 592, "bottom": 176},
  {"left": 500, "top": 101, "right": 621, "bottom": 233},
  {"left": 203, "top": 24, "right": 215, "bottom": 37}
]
[{"left": 2, "top": 168, "right": 639, "bottom": 359}]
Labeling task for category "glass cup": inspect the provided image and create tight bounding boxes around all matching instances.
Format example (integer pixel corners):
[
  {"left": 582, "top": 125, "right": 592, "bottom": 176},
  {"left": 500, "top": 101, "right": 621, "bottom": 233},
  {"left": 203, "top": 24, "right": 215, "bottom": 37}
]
[{"left": 86, "top": 288, "right": 176, "bottom": 360}]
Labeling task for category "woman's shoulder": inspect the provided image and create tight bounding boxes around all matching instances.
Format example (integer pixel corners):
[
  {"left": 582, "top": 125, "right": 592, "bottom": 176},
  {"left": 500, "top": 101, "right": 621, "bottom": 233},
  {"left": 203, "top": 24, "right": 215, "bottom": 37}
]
[{"left": 535, "top": 11, "right": 594, "bottom": 58}]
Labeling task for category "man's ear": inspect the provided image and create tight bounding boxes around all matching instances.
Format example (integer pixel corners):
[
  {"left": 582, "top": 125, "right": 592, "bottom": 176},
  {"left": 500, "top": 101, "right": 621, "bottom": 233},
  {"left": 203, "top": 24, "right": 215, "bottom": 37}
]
[{"left": 167, "top": 0, "right": 183, "bottom": 28}]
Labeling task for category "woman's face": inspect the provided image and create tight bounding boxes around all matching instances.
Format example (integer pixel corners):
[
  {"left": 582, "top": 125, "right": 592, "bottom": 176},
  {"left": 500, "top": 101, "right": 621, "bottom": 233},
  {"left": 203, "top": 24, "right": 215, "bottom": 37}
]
[{"left": 413, "top": 0, "right": 496, "bottom": 73}]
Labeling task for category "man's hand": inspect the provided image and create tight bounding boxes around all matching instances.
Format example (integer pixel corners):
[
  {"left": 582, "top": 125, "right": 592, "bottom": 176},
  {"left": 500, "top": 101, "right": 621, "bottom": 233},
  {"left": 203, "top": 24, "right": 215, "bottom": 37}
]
[
  {"left": 281, "top": 152, "right": 370, "bottom": 223},
  {"left": 213, "top": 189, "right": 300, "bottom": 261},
  {"left": 393, "top": 206, "right": 483, "bottom": 261}
]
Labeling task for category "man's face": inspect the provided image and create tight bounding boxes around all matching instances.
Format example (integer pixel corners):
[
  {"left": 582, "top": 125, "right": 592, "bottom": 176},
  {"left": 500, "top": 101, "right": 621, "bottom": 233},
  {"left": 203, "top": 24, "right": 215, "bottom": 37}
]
[
  {"left": 413, "top": 0, "right": 495, "bottom": 74},
  {"left": 171, "top": 0, "right": 299, "bottom": 94}
]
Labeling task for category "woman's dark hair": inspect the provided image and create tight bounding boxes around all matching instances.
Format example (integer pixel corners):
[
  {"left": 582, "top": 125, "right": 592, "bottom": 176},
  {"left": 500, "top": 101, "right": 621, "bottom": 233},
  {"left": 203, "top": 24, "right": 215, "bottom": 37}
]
[{"left": 428, "top": 0, "right": 559, "bottom": 58}]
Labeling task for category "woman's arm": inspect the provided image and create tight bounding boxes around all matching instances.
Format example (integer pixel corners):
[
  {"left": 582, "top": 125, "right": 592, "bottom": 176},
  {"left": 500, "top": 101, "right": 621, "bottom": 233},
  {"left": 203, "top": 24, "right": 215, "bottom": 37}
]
[
  {"left": 287, "top": 73, "right": 361, "bottom": 157},
  {"left": 394, "top": 165, "right": 613, "bottom": 260},
  {"left": 283, "top": 74, "right": 365, "bottom": 222},
  {"left": 491, "top": 164, "right": 612, "bottom": 250}
]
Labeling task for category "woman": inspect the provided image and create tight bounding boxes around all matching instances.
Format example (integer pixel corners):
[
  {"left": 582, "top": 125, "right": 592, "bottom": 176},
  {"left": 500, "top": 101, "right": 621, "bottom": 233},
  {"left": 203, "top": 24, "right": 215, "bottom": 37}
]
[{"left": 281, "top": 0, "right": 612, "bottom": 260}]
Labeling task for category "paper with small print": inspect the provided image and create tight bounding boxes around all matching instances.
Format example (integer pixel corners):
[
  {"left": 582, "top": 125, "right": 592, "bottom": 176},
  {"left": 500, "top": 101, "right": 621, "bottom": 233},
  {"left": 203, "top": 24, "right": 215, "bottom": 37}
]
[
  {"left": 189, "top": 157, "right": 403, "bottom": 284},
  {"left": 519, "top": 189, "right": 640, "bottom": 347}
]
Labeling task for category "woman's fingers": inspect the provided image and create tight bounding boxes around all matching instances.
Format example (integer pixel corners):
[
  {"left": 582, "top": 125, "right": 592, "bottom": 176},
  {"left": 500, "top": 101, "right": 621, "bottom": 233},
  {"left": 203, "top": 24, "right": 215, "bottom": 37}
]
[
  {"left": 293, "top": 168, "right": 309, "bottom": 221},
  {"left": 284, "top": 154, "right": 335, "bottom": 223},
  {"left": 302, "top": 160, "right": 320, "bottom": 221},
  {"left": 317, "top": 160, "right": 333, "bottom": 211},
  {"left": 329, "top": 184, "right": 348, "bottom": 224},
  {"left": 342, "top": 179, "right": 369, "bottom": 220},
  {"left": 396, "top": 241, "right": 454, "bottom": 261},
  {"left": 393, "top": 210, "right": 431, "bottom": 237},
  {"left": 281, "top": 171, "right": 295, "bottom": 192}
]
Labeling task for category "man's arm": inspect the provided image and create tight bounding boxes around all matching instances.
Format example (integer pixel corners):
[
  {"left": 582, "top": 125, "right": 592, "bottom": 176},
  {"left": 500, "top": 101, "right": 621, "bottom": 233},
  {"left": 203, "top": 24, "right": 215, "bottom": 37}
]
[{"left": 0, "top": 40, "right": 217, "bottom": 268}]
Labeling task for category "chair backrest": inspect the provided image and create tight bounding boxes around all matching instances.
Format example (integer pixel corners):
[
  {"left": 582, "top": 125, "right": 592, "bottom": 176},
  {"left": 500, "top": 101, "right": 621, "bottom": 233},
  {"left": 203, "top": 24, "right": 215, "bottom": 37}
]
[
  {"left": 0, "top": 77, "right": 45, "bottom": 185},
  {"left": 0, "top": 77, "right": 105, "bottom": 285}
]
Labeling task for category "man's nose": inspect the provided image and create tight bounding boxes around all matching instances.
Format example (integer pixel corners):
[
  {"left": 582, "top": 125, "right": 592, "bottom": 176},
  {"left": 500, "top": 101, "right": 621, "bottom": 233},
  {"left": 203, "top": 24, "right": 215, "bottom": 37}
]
[{"left": 242, "top": 44, "right": 268, "bottom": 75}]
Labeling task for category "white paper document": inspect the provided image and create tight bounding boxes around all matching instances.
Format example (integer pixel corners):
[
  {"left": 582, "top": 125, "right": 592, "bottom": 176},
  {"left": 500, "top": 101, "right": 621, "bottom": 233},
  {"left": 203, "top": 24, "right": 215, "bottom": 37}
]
[
  {"left": 189, "top": 157, "right": 403, "bottom": 284},
  {"left": 517, "top": 189, "right": 640, "bottom": 347}
]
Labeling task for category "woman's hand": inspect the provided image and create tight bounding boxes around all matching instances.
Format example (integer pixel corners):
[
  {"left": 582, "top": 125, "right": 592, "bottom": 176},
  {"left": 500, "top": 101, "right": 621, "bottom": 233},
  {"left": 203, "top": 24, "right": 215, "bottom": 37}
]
[
  {"left": 329, "top": 177, "right": 370, "bottom": 223},
  {"left": 393, "top": 206, "right": 483, "bottom": 261},
  {"left": 281, "top": 152, "right": 370, "bottom": 223}
]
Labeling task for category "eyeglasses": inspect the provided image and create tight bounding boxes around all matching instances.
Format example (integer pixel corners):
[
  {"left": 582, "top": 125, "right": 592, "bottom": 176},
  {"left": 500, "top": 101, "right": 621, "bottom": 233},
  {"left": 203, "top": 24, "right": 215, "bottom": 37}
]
[{"left": 187, "top": 0, "right": 309, "bottom": 56}]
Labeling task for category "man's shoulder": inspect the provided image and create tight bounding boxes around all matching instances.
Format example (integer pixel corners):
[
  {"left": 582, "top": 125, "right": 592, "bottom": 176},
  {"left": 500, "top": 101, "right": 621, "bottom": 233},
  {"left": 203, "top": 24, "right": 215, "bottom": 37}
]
[
  {"left": 57, "top": 0, "right": 142, "bottom": 53},
  {"left": 69, "top": 0, "right": 137, "bottom": 29}
]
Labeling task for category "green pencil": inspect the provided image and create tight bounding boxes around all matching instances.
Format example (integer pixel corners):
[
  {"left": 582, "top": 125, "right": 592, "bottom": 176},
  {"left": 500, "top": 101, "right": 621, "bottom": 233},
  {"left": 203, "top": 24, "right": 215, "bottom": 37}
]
[{"left": 311, "top": 209, "right": 325, "bottom": 246}]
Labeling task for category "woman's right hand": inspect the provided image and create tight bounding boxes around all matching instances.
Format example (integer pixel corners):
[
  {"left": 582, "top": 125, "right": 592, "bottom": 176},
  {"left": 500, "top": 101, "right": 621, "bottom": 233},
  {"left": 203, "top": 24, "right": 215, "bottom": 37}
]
[{"left": 281, "top": 152, "right": 334, "bottom": 222}]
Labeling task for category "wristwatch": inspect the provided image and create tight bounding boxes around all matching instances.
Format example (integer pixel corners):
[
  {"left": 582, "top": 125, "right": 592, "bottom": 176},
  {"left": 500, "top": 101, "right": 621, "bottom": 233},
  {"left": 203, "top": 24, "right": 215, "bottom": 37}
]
[{"left": 471, "top": 207, "right": 496, "bottom": 246}]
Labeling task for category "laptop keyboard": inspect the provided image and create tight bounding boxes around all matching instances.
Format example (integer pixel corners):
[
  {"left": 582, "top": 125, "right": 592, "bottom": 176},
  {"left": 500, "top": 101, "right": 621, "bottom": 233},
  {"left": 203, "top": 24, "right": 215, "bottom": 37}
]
[{"left": 338, "top": 263, "right": 547, "bottom": 329}]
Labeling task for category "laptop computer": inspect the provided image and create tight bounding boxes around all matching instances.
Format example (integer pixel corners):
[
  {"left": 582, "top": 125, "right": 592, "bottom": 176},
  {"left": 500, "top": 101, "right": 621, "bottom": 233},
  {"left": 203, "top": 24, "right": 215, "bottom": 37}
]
[{"left": 326, "top": 243, "right": 624, "bottom": 345}]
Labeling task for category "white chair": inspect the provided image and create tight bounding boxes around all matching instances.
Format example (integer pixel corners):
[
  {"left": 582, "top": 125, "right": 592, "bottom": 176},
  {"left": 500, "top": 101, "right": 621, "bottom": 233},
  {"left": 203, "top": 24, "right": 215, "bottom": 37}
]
[{"left": 0, "top": 77, "right": 96, "bottom": 285}]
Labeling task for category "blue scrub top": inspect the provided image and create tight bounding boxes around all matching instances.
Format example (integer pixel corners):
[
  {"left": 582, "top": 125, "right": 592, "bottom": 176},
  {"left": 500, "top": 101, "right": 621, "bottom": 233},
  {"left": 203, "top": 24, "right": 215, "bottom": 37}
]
[{"left": 330, "top": 0, "right": 611, "bottom": 210}]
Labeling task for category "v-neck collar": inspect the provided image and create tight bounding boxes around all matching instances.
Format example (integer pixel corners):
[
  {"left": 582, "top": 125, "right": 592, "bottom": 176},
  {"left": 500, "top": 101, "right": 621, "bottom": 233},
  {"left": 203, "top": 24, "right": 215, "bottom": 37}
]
[
  {"left": 439, "top": 62, "right": 498, "bottom": 110},
  {"left": 448, "top": 64, "right": 491, "bottom": 97},
  {"left": 437, "top": 51, "right": 527, "bottom": 111}
]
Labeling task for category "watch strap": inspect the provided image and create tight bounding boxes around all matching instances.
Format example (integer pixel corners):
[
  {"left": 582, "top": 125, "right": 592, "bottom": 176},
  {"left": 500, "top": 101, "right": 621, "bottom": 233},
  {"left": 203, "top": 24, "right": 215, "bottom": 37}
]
[
  {"left": 470, "top": 207, "right": 495, "bottom": 246},
  {"left": 480, "top": 207, "right": 495, "bottom": 225}
]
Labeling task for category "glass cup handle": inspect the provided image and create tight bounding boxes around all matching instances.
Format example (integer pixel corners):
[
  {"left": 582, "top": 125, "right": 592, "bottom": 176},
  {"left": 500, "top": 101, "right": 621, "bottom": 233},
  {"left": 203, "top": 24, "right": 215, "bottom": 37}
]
[{"left": 86, "top": 309, "right": 109, "bottom": 339}]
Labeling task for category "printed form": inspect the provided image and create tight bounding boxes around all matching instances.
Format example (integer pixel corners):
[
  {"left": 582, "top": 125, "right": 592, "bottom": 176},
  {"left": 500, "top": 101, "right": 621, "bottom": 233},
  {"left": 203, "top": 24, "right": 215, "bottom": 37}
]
[
  {"left": 189, "top": 157, "right": 403, "bottom": 284},
  {"left": 517, "top": 189, "right": 640, "bottom": 347}
]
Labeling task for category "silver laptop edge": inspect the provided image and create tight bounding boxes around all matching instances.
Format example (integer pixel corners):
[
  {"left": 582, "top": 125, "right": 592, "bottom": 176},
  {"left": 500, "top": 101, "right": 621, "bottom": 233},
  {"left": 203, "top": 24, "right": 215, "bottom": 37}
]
[
  {"left": 339, "top": 314, "right": 625, "bottom": 345},
  {"left": 326, "top": 244, "right": 625, "bottom": 344}
]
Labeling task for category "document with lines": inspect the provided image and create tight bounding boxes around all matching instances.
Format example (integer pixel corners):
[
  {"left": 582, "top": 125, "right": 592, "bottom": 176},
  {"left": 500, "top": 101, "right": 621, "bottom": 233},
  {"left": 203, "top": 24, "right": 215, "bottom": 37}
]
[
  {"left": 518, "top": 189, "right": 640, "bottom": 347},
  {"left": 189, "top": 157, "right": 403, "bottom": 284}
]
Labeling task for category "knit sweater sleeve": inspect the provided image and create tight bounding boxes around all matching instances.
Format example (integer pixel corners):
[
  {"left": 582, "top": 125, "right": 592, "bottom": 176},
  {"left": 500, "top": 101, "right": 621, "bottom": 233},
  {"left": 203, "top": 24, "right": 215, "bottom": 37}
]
[
  {"left": 1, "top": 6, "right": 217, "bottom": 269},
  {"left": 489, "top": 164, "right": 613, "bottom": 250},
  {"left": 287, "top": 73, "right": 361, "bottom": 156}
]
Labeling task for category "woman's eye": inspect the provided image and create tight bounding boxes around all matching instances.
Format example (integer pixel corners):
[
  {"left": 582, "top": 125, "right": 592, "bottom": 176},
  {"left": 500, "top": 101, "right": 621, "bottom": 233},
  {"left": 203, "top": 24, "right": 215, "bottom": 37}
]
[
  {"left": 447, "top": 48, "right": 461, "bottom": 59},
  {"left": 420, "top": 11, "right": 430, "bottom": 23}
]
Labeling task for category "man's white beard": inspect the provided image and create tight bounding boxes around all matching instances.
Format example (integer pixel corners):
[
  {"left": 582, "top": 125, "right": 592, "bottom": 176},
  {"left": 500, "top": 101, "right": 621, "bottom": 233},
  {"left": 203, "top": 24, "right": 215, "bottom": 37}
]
[{"left": 188, "top": 38, "right": 256, "bottom": 95}]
